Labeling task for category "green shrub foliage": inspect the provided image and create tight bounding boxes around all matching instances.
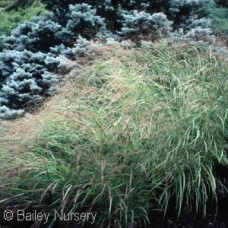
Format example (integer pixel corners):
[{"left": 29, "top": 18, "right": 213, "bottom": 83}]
[{"left": 0, "top": 0, "right": 214, "bottom": 118}]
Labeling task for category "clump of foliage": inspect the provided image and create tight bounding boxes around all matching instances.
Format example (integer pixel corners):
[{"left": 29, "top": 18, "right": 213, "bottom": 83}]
[
  {"left": 118, "top": 11, "right": 172, "bottom": 40},
  {"left": 42, "top": 0, "right": 212, "bottom": 27},
  {"left": 2, "top": 16, "right": 65, "bottom": 52},
  {"left": 0, "top": 0, "right": 13, "bottom": 8},
  {"left": 206, "top": 2, "right": 228, "bottom": 34},
  {"left": 2, "top": 3, "right": 109, "bottom": 52},
  {"left": 0, "top": 1, "right": 47, "bottom": 37},
  {"left": 5, "top": 0, "right": 42, "bottom": 11},
  {"left": 65, "top": 3, "right": 108, "bottom": 39},
  {"left": 0, "top": 50, "right": 62, "bottom": 119},
  {"left": 1, "top": 45, "right": 227, "bottom": 227}
]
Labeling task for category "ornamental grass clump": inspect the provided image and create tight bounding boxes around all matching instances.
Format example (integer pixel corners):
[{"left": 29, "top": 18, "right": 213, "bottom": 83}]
[{"left": 1, "top": 45, "right": 227, "bottom": 227}]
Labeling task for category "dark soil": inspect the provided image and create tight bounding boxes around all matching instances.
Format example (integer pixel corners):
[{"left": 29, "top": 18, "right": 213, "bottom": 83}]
[{"left": 149, "top": 203, "right": 228, "bottom": 228}]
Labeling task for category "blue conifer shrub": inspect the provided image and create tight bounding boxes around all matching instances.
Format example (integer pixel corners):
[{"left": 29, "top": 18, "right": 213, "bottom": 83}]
[
  {"left": 2, "top": 16, "right": 66, "bottom": 52},
  {"left": 66, "top": 4, "right": 108, "bottom": 39},
  {"left": 0, "top": 50, "right": 62, "bottom": 119},
  {"left": 118, "top": 11, "right": 172, "bottom": 40},
  {"left": 41, "top": 0, "right": 212, "bottom": 29}
]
